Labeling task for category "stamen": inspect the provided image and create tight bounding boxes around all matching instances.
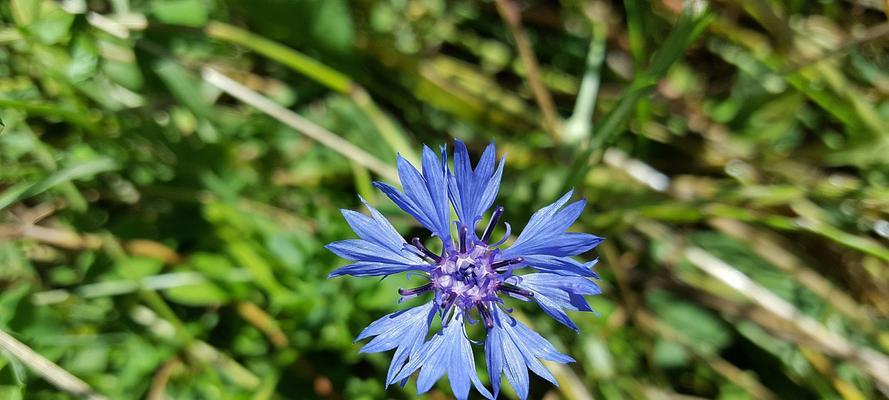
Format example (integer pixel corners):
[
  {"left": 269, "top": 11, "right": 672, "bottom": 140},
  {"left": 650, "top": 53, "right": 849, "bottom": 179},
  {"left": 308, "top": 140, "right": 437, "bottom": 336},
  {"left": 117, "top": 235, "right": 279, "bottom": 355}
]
[
  {"left": 490, "top": 222, "right": 512, "bottom": 246},
  {"left": 411, "top": 237, "right": 441, "bottom": 262},
  {"left": 398, "top": 283, "right": 433, "bottom": 297},
  {"left": 481, "top": 206, "right": 504, "bottom": 243},
  {"left": 477, "top": 303, "right": 494, "bottom": 329},
  {"left": 492, "top": 256, "right": 524, "bottom": 271},
  {"left": 440, "top": 293, "right": 459, "bottom": 325},
  {"left": 497, "top": 282, "right": 534, "bottom": 298},
  {"left": 404, "top": 271, "right": 431, "bottom": 281},
  {"left": 403, "top": 243, "right": 433, "bottom": 261},
  {"left": 459, "top": 225, "right": 468, "bottom": 253},
  {"left": 440, "top": 292, "right": 458, "bottom": 310}
]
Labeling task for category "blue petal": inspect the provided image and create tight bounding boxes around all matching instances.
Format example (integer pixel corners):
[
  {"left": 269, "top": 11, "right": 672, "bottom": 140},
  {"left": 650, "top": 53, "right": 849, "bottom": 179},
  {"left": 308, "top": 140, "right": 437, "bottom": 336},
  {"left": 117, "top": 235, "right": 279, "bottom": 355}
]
[
  {"left": 340, "top": 196, "right": 413, "bottom": 255},
  {"left": 325, "top": 239, "right": 423, "bottom": 267},
  {"left": 508, "top": 315, "right": 575, "bottom": 364},
  {"left": 394, "top": 312, "right": 493, "bottom": 400},
  {"left": 502, "top": 190, "right": 602, "bottom": 259},
  {"left": 531, "top": 232, "right": 603, "bottom": 257},
  {"left": 448, "top": 140, "right": 505, "bottom": 230},
  {"left": 485, "top": 325, "right": 504, "bottom": 398},
  {"left": 486, "top": 308, "right": 573, "bottom": 399},
  {"left": 449, "top": 142, "right": 472, "bottom": 226},
  {"left": 500, "top": 190, "right": 602, "bottom": 279},
  {"left": 421, "top": 146, "right": 451, "bottom": 237},
  {"left": 414, "top": 330, "right": 448, "bottom": 393},
  {"left": 506, "top": 190, "right": 575, "bottom": 250},
  {"left": 521, "top": 255, "right": 599, "bottom": 277},
  {"left": 477, "top": 162, "right": 505, "bottom": 222},
  {"left": 520, "top": 272, "right": 601, "bottom": 298},
  {"left": 374, "top": 150, "right": 451, "bottom": 240},
  {"left": 328, "top": 199, "right": 427, "bottom": 277},
  {"left": 533, "top": 291, "right": 579, "bottom": 331},
  {"left": 502, "top": 326, "right": 530, "bottom": 399},
  {"left": 328, "top": 261, "right": 427, "bottom": 278},
  {"left": 513, "top": 273, "right": 602, "bottom": 332},
  {"left": 356, "top": 302, "right": 436, "bottom": 384}
]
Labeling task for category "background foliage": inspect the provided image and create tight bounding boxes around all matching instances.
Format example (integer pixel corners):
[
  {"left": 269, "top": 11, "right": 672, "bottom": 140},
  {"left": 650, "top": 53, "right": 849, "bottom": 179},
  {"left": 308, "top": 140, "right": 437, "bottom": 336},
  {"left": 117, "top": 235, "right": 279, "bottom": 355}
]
[{"left": 1, "top": 0, "right": 888, "bottom": 399}]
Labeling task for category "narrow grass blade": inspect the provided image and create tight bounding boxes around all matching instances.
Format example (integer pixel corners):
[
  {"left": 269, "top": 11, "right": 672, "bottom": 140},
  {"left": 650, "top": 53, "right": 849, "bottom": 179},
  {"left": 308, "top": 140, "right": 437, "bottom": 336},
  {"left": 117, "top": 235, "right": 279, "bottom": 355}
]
[
  {"left": 564, "top": 3, "right": 711, "bottom": 192},
  {"left": 0, "top": 329, "right": 107, "bottom": 400},
  {"left": 205, "top": 21, "right": 418, "bottom": 163},
  {"left": 565, "top": 21, "right": 607, "bottom": 143},
  {"left": 0, "top": 158, "right": 118, "bottom": 211},
  {"left": 201, "top": 67, "right": 398, "bottom": 182}
]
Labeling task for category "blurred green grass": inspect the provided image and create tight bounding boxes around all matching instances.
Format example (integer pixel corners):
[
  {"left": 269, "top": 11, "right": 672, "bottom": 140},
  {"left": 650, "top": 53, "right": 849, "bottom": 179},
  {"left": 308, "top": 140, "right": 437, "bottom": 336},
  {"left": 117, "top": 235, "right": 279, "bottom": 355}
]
[{"left": 1, "top": 0, "right": 888, "bottom": 399}]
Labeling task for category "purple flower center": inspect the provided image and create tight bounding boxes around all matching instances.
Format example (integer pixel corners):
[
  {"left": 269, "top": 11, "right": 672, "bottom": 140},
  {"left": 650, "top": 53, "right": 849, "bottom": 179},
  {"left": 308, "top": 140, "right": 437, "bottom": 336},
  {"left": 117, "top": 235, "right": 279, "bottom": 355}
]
[
  {"left": 399, "top": 206, "right": 532, "bottom": 328},
  {"left": 433, "top": 243, "right": 499, "bottom": 310}
]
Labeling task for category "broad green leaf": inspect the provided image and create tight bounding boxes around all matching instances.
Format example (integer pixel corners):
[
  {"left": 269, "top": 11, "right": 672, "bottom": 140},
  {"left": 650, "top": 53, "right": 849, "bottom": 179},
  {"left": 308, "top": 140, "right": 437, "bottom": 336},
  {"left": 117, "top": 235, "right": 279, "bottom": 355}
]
[
  {"left": 116, "top": 257, "right": 164, "bottom": 281},
  {"left": 647, "top": 290, "right": 732, "bottom": 355},
  {"left": 150, "top": 0, "right": 209, "bottom": 27},
  {"left": 165, "top": 282, "right": 230, "bottom": 306},
  {"left": 653, "top": 339, "right": 690, "bottom": 368}
]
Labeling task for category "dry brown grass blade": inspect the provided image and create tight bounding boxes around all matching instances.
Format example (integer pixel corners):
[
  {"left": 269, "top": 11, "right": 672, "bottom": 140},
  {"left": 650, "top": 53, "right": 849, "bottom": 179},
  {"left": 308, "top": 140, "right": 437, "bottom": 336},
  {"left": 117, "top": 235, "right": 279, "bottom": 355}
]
[
  {"left": 0, "top": 329, "right": 108, "bottom": 400},
  {"left": 709, "top": 218, "right": 878, "bottom": 334},
  {"left": 683, "top": 247, "right": 889, "bottom": 389},
  {"left": 494, "top": 0, "right": 563, "bottom": 142},
  {"left": 201, "top": 68, "right": 399, "bottom": 182},
  {"left": 236, "top": 301, "right": 289, "bottom": 349},
  {"left": 635, "top": 311, "right": 778, "bottom": 400}
]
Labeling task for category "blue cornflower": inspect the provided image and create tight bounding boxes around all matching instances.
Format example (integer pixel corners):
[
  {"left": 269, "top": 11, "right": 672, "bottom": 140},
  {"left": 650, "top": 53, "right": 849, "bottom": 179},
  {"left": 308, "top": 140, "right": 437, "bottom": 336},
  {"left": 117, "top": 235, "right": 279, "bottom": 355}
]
[{"left": 327, "top": 141, "right": 603, "bottom": 399}]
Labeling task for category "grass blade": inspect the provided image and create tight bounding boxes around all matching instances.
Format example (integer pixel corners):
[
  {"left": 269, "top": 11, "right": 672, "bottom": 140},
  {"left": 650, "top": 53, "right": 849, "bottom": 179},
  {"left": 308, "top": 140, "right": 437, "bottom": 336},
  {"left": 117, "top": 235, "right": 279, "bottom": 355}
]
[{"left": 0, "top": 158, "right": 118, "bottom": 211}]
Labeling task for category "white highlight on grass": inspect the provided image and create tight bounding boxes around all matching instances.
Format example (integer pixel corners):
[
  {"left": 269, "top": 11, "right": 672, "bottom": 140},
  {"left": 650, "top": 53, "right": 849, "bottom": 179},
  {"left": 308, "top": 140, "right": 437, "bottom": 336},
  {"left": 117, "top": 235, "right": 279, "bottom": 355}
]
[
  {"left": 685, "top": 247, "right": 889, "bottom": 388},
  {"left": 604, "top": 148, "right": 670, "bottom": 192},
  {"left": 0, "top": 329, "right": 108, "bottom": 400},
  {"left": 202, "top": 67, "right": 399, "bottom": 182}
]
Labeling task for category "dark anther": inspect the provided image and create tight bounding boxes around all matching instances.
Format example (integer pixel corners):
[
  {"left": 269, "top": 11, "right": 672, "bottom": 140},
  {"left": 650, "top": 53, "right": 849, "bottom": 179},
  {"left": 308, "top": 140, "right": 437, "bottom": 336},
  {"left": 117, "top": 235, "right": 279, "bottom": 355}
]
[
  {"left": 411, "top": 237, "right": 441, "bottom": 262},
  {"left": 492, "top": 257, "right": 524, "bottom": 271},
  {"left": 459, "top": 225, "right": 468, "bottom": 253},
  {"left": 398, "top": 283, "right": 433, "bottom": 297},
  {"left": 441, "top": 292, "right": 458, "bottom": 310},
  {"left": 497, "top": 282, "right": 534, "bottom": 298},
  {"left": 403, "top": 243, "right": 431, "bottom": 261},
  {"left": 481, "top": 206, "right": 504, "bottom": 243},
  {"left": 477, "top": 303, "right": 494, "bottom": 329}
]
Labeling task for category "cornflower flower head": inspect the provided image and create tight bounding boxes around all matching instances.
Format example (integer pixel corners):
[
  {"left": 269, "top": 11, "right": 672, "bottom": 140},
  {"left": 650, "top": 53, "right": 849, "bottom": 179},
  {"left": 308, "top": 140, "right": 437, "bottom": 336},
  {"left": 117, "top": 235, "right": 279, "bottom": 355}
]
[{"left": 327, "top": 140, "right": 603, "bottom": 399}]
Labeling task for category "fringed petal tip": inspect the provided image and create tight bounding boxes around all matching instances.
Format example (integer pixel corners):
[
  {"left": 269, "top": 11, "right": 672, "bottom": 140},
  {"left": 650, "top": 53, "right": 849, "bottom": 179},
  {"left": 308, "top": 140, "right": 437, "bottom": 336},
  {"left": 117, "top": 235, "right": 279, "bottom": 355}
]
[{"left": 486, "top": 308, "right": 574, "bottom": 399}]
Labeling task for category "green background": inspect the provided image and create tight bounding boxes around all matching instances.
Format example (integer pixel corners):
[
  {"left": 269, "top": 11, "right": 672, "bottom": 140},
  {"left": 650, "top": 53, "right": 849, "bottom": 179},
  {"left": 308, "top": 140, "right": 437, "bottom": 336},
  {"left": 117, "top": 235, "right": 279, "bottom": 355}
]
[{"left": 1, "top": 0, "right": 887, "bottom": 399}]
